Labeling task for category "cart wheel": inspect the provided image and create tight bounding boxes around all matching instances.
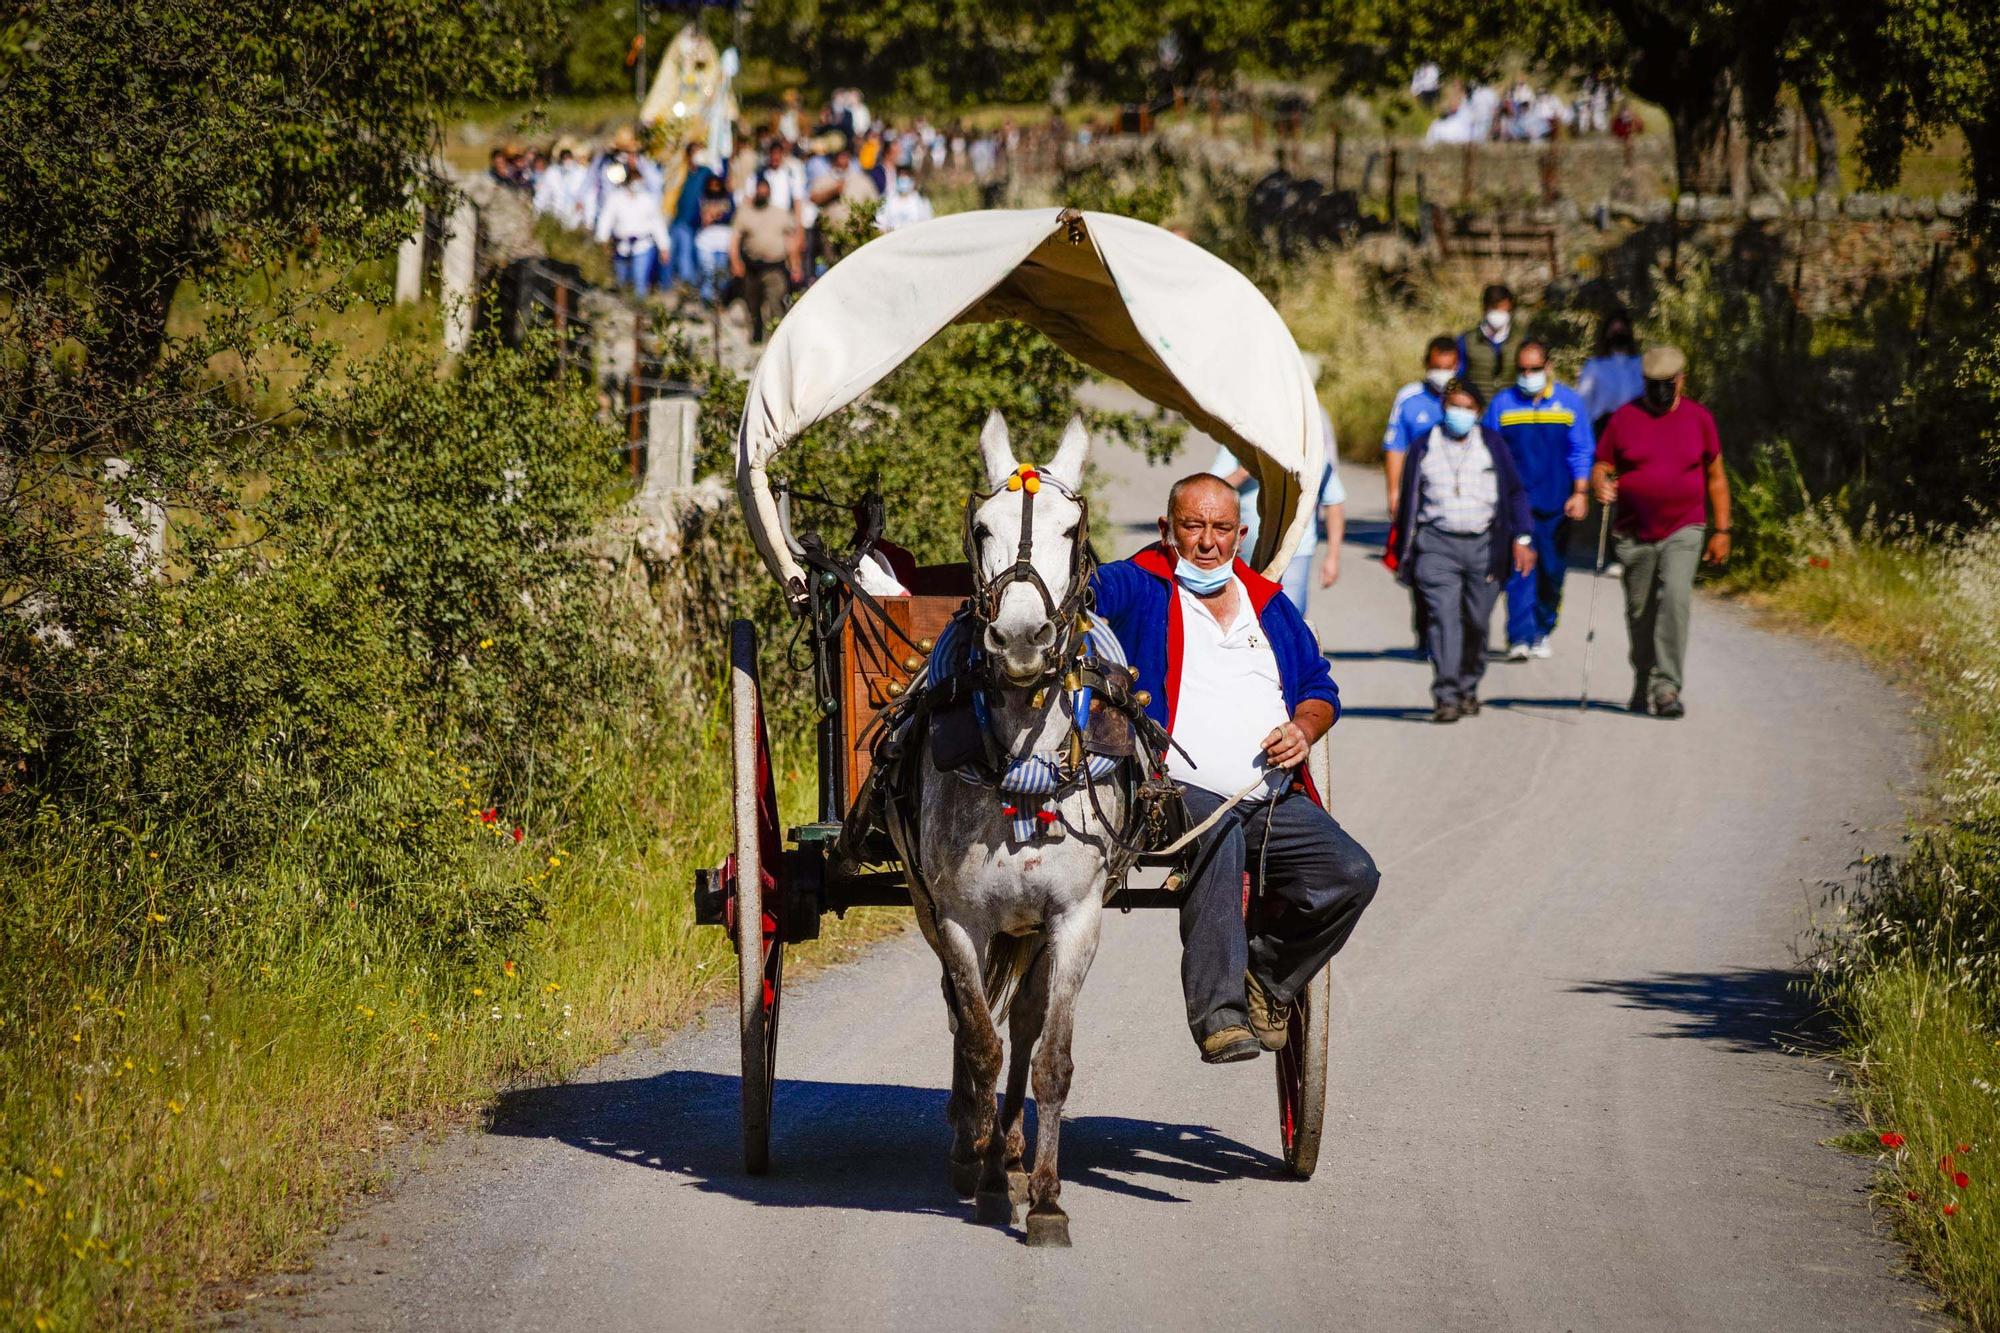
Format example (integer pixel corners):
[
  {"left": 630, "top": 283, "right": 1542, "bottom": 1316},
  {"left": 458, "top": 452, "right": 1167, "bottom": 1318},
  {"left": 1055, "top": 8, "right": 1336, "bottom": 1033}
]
[
  {"left": 730, "top": 620, "right": 785, "bottom": 1175},
  {"left": 1275, "top": 963, "right": 1330, "bottom": 1178}
]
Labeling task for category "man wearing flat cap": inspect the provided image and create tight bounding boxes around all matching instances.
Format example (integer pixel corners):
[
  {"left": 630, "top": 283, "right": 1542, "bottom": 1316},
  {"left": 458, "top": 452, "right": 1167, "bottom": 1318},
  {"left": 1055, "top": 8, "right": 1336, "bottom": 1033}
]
[{"left": 1589, "top": 345, "right": 1732, "bottom": 719}]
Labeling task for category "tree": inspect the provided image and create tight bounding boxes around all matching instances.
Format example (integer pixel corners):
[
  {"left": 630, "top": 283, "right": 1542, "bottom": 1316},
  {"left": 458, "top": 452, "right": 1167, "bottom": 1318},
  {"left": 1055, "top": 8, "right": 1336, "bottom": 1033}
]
[
  {"left": 1, "top": 0, "right": 552, "bottom": 773},
  {"left": 1818, "top": 0, "right": 1999, "bottom": 233}
]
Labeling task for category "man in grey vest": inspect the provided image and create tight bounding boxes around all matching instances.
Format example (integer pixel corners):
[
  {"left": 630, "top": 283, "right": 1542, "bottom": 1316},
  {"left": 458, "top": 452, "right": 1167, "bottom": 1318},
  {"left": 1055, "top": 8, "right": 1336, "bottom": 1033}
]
[{"left": 1455, "top": 283, "right": 1525, "bottom": 404}]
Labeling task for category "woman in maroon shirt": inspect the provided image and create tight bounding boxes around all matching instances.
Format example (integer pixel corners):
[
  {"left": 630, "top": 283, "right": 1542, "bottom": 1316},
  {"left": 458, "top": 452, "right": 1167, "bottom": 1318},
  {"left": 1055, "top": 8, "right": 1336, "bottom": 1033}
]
[{"left": 1589, "top": 345, "right": 1732, "bottom": 718}]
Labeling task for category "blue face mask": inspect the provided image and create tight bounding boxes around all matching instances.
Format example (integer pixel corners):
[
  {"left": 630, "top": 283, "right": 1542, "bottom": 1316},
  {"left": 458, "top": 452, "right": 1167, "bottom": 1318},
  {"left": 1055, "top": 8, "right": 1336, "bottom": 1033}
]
[
  {"left": 1518, "top": 370, "right": 1548, "bottom": 395},
  {"left": 1171, "top": 539, "right": 1235, "bottom": 595},
  {"left": 1443, "top": 406, "right": 1478, "bottom": 438}
]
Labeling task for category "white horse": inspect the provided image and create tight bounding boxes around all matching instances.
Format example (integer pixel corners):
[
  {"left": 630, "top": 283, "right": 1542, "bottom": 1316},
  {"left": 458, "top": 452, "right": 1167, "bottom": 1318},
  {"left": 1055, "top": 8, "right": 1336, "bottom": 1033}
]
[{"left": 887, "top": 409, "right": 1129, "bottom": 1248}]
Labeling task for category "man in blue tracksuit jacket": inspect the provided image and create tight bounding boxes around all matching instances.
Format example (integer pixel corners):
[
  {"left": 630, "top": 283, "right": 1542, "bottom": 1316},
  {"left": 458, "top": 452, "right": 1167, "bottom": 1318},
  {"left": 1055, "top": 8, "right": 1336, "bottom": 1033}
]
[
  {"left": 1089, "top": 475, "right": 1378, "bottom": 1065},
  {"left": 1481, "top": 338, "right": 1594, "bottom": 658}
]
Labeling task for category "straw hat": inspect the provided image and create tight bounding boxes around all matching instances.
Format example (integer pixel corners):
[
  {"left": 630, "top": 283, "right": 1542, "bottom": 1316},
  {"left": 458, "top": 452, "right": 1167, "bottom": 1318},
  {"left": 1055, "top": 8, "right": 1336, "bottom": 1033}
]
[{"left": 1641, "top": 345, "right": 1687, "bottom": 379}]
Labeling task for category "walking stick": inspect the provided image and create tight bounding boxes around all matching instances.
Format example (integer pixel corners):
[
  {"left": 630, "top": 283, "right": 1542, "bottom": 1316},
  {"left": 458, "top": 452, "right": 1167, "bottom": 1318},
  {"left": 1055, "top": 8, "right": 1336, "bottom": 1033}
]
[{"left": 1578, "top": 501, "right": 1613, "bottom": 712}]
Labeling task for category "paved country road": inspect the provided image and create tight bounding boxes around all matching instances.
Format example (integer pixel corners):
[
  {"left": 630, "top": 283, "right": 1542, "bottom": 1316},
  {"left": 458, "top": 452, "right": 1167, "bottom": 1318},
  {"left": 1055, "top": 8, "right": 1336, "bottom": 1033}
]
[{"left": 255, "top": 420, "right": 1938, "bottom": 1331}]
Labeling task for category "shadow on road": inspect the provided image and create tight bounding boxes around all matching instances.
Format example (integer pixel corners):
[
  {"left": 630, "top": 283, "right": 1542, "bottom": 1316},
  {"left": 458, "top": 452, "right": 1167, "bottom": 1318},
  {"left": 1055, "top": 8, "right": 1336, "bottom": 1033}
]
[
  {"left": 1568, "top": 967, "right": 1833, "bottom": 1055},
  {"left": 1336, "top": 697, "right": 1640, "bottom": 723},
  {"left": 487, "top": 1070, "right": 1281, "bottom": 1216}
]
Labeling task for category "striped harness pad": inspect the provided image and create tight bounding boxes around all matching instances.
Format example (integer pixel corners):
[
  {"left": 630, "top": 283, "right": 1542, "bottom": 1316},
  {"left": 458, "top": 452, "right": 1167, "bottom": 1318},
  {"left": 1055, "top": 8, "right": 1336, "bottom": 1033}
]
[{"left": 927, "top": 613, "right": 1131, "bottom": 841}]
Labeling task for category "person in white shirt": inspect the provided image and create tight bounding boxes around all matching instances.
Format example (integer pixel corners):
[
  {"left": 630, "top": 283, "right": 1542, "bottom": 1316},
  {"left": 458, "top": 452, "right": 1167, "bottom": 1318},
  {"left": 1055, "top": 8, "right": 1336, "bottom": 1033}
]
[
  {"left": 532, "top": 144, "right": 593, "bottom": 232},
  {"left": 594, "top": 164, "right": 670, "bottom": 298},
  {"left": 1206, "top": 406, "right": 1346, "bottom": 615},
  {"left": 876, "top": 171, "right": 935, "bottom": 231}
]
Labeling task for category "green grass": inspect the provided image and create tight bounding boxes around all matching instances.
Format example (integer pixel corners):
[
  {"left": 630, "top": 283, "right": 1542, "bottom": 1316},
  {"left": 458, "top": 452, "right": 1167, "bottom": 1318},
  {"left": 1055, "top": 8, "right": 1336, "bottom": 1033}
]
[
  {"left": 1761, "top": 528, "right": 2000, "bottom": 1326},
  {"left": 0, "top": 704, "right": 894, "bottom": 1328}
]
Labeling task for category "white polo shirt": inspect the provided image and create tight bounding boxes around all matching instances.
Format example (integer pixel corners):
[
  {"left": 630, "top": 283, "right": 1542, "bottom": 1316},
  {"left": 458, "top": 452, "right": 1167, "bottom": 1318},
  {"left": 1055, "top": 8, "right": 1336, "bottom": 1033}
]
[{"left": 1167, "top": 578, "right": 1291, "bottom": 798}]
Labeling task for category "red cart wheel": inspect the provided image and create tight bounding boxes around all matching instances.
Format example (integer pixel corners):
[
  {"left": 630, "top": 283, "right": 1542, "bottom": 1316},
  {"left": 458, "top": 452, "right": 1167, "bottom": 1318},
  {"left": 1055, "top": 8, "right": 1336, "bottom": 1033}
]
[
  {"left": 729, "top": 620, "right": 785, "bottom": 1175},
  {"left": 1275, "top": 963, "right": 1330, "bottom": 1177}
]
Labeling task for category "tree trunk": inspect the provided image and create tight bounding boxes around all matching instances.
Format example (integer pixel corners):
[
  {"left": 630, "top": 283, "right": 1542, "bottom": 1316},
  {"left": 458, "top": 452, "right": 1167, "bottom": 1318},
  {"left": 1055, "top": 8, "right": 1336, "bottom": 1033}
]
[
  {"left": 96, "top": 245, "right": 177, "bottom": 391},
  {"left": 1660, "top": 63, "right": 1738, "bottom": 197},
  {"left": 1797, "top": 84, "right": 1844, "bottom": 197}
]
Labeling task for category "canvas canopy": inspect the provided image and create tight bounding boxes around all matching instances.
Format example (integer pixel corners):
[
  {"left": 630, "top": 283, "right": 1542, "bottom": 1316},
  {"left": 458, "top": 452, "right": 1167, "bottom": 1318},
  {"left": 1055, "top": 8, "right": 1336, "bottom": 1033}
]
[{"left": 737, "top": 208, "right": 1324, "bottom": 595}]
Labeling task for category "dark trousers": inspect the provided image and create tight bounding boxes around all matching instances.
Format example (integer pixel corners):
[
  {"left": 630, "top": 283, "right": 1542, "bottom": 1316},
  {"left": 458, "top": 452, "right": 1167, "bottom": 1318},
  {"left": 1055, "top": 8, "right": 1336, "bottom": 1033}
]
[
  {"left": 1505, "top": 511, "right": 1572, "bottom": 648},
  {"left": 743, "top": 261, "right": 789, "bottom": 343},
  {"left": 1412, "top": 525, "right": 1501, "bottom": 706},
  {"left": 1178, "top": 784, "right": 1379, "bottom": 1043}
]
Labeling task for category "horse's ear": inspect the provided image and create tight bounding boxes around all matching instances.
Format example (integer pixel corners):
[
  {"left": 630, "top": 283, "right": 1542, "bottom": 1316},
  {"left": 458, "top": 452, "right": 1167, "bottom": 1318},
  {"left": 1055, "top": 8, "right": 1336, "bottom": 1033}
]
[
  {"left": 980, "top": 410, "right": 1017, "bottom": 488},
  {"left": 1045, "top": 414, "right": 1090, "bottom": 490}
]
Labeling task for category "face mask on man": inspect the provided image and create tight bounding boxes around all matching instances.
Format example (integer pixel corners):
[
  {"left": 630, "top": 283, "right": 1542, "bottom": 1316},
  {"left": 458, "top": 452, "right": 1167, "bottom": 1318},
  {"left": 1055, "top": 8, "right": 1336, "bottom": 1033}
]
[
  {"left": 1424, "top": 367, "right": 1453, "bottom": 391},
  {"left": 1171, "top": 536, "right": 1236, "bottom": 595},
  {"left": 1607, "top": 329, "right": 1636, "bottom": 354},
  {"left": 1517, "top": 369, "right": 1548, "bottom": 395},
  {"left": 1483, "top": 309, "right": 1512, "bottom": 340},
  {"left": 1642, "top": 378, "right": 1678, "bottom": 412},
  {"left": 1443, "top": 406, "right": 1479, "bottom": 438}
]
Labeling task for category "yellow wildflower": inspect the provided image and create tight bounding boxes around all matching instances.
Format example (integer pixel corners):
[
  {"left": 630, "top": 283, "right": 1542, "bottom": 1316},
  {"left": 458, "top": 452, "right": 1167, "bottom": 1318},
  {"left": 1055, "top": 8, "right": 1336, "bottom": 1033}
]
[
  {"left": 544, "top": 982, "right": 561, "bottom": 994},
  {"left": 479, "top": 638, "right": 494, "bottom": 650},
  {"left": 166, "top": 1100, "right": 184, "bottom": 1115},
  {"left": 471, "top": 987, "right": 485, "bottom": 997},
  {"left": 147, "top": 912, "right": 167, "bottom": 923}
]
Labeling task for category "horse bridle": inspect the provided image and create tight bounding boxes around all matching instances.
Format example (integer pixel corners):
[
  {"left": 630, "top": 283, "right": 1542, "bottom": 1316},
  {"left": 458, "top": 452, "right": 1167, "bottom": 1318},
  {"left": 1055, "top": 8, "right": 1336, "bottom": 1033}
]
[{"left": 961, "top": 470, "right": 1094, "bottom": 679}]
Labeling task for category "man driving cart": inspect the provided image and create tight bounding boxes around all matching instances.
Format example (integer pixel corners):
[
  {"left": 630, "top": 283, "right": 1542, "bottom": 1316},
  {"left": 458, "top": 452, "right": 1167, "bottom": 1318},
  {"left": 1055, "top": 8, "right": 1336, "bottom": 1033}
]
[{"left": 1091, "top": 474, "right": 1380, "bottom": 1065}]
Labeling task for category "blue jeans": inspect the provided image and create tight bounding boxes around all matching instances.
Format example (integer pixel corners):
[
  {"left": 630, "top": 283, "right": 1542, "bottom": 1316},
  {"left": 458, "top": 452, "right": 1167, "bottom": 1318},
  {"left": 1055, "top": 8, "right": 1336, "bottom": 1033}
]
[
  {"left": 1506, "top": 511, "right": 1572, "bottom": 647},
  {"left": 1177, "top": 785, "right": 1379, "bottom": 1042},
  {"left": 668, "top": 221, "right": 698, "bottom": 286},
  {"left": 696, "top": 245, "right": 730, "bottom": 303},
  {"left": 613, "top": 242, "right": 657, "bottom": 297}
]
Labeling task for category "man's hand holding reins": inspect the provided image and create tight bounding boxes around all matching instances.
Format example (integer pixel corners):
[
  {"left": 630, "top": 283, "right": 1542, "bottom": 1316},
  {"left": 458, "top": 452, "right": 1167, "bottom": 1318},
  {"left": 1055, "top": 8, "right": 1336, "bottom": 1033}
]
[{"left": 1261, "top": 700, "right": 1335, "bottom": 770}]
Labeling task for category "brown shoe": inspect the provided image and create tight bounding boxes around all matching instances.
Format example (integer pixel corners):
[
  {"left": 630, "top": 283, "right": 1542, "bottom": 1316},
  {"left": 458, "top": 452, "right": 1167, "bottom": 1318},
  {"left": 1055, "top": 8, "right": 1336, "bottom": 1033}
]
[
  {"left": 1460, "top": 695, "right": 1482, "bottom": 716},
  {"left": 1198, "top": 1024, "right": 1261, "bottom": 1064},
  {"left": 1431, "top": 700, "right": 1462, "bottom": 724},
  {"left": 1244, "top": 972, "right": 1291, "bottom": 1051}
]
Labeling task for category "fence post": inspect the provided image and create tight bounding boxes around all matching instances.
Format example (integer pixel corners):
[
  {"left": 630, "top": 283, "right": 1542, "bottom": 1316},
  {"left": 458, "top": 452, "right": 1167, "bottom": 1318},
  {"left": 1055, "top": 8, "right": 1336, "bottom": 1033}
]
[
  {"left": 101, "top": 457, "right": 166, "bottom": 578},
  {"left": 394, "top": 206, "right": 426, "bottom": 305},
  {"left": 1386, "top": 148, "right": 1400, "bottom": 229},
  {"left": 440, "top": 197, "right": 479, "bottom": 356},
  {"left": 1330, "top": 127, "right": 1343, "bottom": 190},
  {"left": 643, "top": 396, "right": 700, "bottom": 498},
  {"left": 627, "top": 331, "right": 643, "bottom": 481}
]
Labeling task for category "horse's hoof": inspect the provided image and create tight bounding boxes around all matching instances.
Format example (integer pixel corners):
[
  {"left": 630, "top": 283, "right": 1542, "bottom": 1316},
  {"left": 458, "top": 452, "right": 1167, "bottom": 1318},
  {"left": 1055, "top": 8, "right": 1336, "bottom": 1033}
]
[
  {"left": 1025, "top": 1210, "right": 1071, "bottom": 1248},
  {"left": 975, "top": 1190, "right": 1018, "bottom": 1227},
  {"left": 950, "top": 1159, "right": 980, "bottom": 1198},
  {"left": 1007, "top": 1170, "right": 1030, "bottom": 1207}
]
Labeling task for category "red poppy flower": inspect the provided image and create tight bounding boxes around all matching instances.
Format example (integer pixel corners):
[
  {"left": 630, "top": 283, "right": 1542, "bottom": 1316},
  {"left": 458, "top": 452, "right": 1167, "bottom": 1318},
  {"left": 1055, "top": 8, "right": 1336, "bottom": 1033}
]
[
  {"left": 1907, "top": 1191, "right": 1921, "bottom": 1202},
  {"left": 1954, "top": 1171, "right": 1970, "bottom": 1189},
  {"left": 1944, "top": 1203, "right": 1958, "bottom": 1217},
  {"left": 481, "top": 808, "right": 498, "bottom": 824},
  {"left": 1959, "top": 1143, "right": 1973, "bottom": 1154},
  {"left": 1880, "top": 1132, "right": 1905, "bottom": 1148},
  {"left": 512, "top": 827, "right": 524, "bottom": 843},
  {"left": 1808, "top": 556, "right": 1831, "bottom": 569},
  {"left": 1941, "top": 1153, "right": 1956, "bottom": 1172}
]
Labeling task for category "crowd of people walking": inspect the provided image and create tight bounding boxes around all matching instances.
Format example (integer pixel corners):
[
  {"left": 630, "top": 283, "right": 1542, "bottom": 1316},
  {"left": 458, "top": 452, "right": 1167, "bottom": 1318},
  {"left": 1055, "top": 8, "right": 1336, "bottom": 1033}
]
[
  {"left": 484, "top": 94, "right": 1025, "bottom": 340},
  {"left": 1374, "top": 291, "right": 1731, "bottom": 722}
]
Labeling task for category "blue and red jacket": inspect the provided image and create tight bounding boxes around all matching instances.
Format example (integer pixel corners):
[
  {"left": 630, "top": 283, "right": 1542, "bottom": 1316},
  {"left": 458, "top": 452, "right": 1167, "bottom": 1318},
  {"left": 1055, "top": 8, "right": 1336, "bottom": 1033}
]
[{"left": 1090, "top": 543, "right": 1340, "bottom": 801}]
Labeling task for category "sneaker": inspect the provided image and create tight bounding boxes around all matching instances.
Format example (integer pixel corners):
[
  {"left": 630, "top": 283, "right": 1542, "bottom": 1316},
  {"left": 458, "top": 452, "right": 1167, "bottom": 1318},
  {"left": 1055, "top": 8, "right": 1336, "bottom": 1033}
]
[
  {"left": 1627, "top": 691, "right": 1651, "bottom": 716},
  {"left": 1244, "top": 973, "right": 1291, "bottom": 1051},
  {"left": 1431, "top": 700, "right": 1462, "bottom": 724},
  {"left": 1654, "top": 690, "right": 1685, "bottom": 719},
  {"left": 1529, "top": 637, "right": 1553, "bottom": 659},
  {"left": 1199, "top": 1024, "right": 1262, "bottom": 1064},
  {"left": 1506, "top": 642, "right": 1532, "bottom": 662}
]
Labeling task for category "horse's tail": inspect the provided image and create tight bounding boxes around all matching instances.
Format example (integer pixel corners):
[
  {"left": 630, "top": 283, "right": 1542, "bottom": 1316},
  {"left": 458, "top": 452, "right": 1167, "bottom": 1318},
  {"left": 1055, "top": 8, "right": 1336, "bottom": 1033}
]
[{"left": 983, "top": 931, "right": 1039, "bottom": 1016}]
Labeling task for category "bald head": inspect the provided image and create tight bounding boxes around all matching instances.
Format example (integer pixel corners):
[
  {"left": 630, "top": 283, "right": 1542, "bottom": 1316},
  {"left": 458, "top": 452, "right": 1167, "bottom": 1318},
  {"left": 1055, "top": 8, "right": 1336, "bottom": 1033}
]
[
  {"left": 1166, "top": 472, "right": 1240, "bottom": 521},
  {"left": 1160, "top": 473, "right": 1243, "bottom": 571}
]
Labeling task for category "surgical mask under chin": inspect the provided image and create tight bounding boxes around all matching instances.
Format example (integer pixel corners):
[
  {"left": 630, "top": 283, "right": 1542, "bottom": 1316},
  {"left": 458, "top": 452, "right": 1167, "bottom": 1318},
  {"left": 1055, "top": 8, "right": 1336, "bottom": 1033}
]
[
  {"left": 1172, "top": 543, "right": 1234, "bottom": 595},
  {"left": 1443, "top": 406, "right": 1478, "bottom": 438},
  {"left": 1483, "top": 309, "right": 1512, "bottom": 339},
  {"left": 1424, "top": 367, "right": 1453, "bottom": 391},
  {"left": 1517, "top": 369, "right": 1548, "bottom": 395}
]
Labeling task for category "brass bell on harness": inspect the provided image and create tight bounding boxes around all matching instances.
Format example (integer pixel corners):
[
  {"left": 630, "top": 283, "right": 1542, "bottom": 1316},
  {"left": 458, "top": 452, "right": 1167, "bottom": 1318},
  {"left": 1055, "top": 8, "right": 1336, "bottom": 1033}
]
[
  {"left": 1063, "top": 670, "right": 1082, "bottom": 693},
  {"left": 886, "top": 680, "right": 905, "bottom": 697},
  {"left": 1127, "top": 665, "right": 1140, "bottom": 682},
  {"left": 1134, "top": 690, "right": 1152, "bottom": 707},
  {"left": 918, "top": 637, "right": 934, "bottom": 653},
  {"left": 902, "top": 654, "right": 923, "bottom": 672}
]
